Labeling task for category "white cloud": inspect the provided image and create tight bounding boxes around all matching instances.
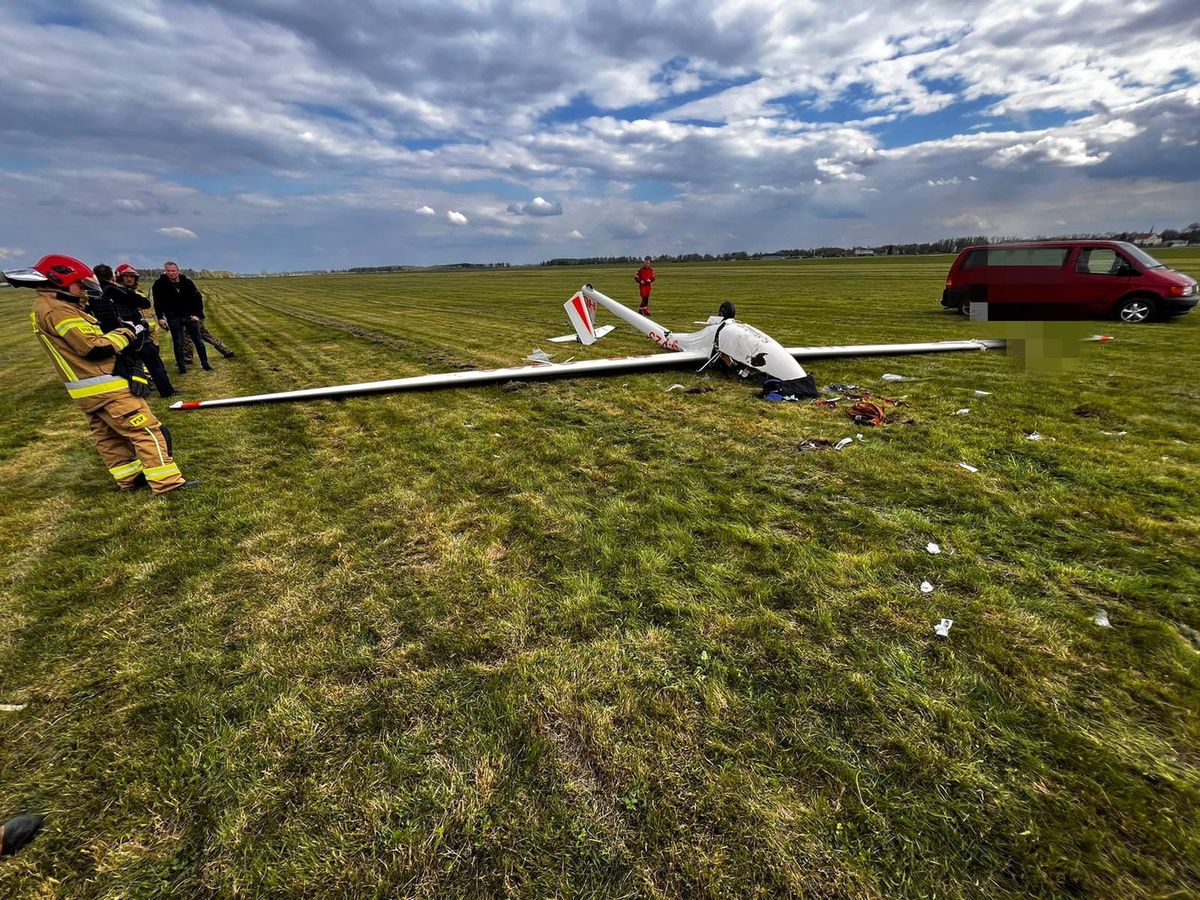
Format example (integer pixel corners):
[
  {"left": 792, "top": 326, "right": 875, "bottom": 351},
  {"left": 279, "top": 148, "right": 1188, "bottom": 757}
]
[
  {"left": 568, "top": 229, "right": 584, "bottom": 239},
  {"left": 507, "top": 196, "right": 563, "bottom": 216},
  {"left": 0, "top": 246, "right": 24, "bottom": 260},
  {"left": 416, "top": 205, "right": 435, "bottom": 216},
  {"left": 114, "top": 198, "right": 146, "bottom": 212},
  {"left": 926, "top": 177, "right": 962, "bottom": 186},
  {"left": 156, "top": 226, "right": 199, "bottom": 239},
  {"left": 446, "top": 210, "right": 469, "bottom": 225}
]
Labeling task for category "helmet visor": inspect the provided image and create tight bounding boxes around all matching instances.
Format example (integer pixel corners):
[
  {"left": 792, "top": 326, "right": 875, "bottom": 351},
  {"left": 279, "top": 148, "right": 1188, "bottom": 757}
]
[{"left": 2, "top": 267, "right": 51, "bottom": 288}]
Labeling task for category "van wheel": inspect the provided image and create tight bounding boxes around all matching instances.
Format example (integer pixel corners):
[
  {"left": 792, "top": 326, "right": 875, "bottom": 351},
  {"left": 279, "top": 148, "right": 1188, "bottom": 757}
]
[
  {"left": 959, "top": 299, "right": 971, "bottom": 316},
  {"left": 1116, "top": 295, "right": 1156, "bottom": 324}
]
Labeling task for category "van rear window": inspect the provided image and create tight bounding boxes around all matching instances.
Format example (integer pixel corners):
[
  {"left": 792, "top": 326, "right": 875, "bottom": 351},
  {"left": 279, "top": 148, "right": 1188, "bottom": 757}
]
[{"left": 983, "top": 248, "right": 1069, "bottom": 267}]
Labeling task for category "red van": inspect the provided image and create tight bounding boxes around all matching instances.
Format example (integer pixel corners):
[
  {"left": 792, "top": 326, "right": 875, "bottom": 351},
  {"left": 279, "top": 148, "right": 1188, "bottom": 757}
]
[{"left": 941, "top": 240, "right": 1197, "bottom": 323}]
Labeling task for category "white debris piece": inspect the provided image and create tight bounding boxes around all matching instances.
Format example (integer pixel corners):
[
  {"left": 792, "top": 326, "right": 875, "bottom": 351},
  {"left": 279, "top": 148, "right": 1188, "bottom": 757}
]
[
  {"left": 953, "top": 408, "right": 970, "bottom": 416},
  {"left": 834, "top": 437, "right": 854, "bottom": 452},
  {"left": 1100, "top": 431, "right": 1127, "bottom": 437},
  {"left": 524, "top": 348, "right": 555, "bottom": 366},
  {"left": 665, "top": 383, "right": 686, "bottom": 392},
  {"left": 958, "top": 462, "right": 978, "bottom": 473},
  {"left": 0, "top": 703, "right": 27, "bottom": 712},
  {"left": 926, "top": 542, "right": 941, "bottom": 555},
  {"left": 1093, "top": 609, "right": 1112, "bottom": 628},
  {"left": 934, "top": 618, "right": 953, "bottom": 638},
  {"left": 492, "top": 433, "right": 502, "bottom": 438},
  {"left": 973, "top": 390, "right": 992, "bottom": 397},
  {"left": 881, "top": 373, "right": 911, "bottom": 382},
  {"left": 920, "top": 580, "right": 935, "bottom": 594},
  {"left": 856, "top": 433, "right": 865, "bottom": 442},
  {"left": 1026, "top": 432, "right": 1043, "bottom": 441}
]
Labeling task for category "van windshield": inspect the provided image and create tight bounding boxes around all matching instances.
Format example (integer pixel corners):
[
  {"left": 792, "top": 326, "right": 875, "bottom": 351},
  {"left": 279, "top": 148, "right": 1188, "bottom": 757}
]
[{"left": 1118, "top": 242, "right": 1166, "bottom": 269}]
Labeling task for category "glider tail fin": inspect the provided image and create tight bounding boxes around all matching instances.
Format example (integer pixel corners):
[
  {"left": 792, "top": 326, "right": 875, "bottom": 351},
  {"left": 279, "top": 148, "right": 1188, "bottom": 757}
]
[{"left": 563, "top": 290, "right": 600, "bottom": 345}]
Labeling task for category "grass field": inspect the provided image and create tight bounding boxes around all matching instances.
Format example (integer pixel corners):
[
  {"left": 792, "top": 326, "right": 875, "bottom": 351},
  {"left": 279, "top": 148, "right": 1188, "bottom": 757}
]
[{"left": 1, "top": 253, "right": 1198, "bottom": 897}]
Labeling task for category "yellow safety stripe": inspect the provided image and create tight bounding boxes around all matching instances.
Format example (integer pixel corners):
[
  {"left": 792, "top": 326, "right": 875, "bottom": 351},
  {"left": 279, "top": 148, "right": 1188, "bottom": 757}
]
[
  {"left": 54, "top": 317, "right": 98, "bottom": 336},
  {"left": 105, "top": 330, "right": 130, "bottom": 351},
  {"left": 38, "top": 334, "right": 78, "bottom": 382},
  {"left": 144, "top": 462, "right": 181, "bottom": 482},
  {"left": 144, "top": 427, "right": 166, "bottom": 467},
  {"left": 109, "top": 460, "right": 145, "bottom": 480},
  {"left": 67, "top": 378, "right": 129, "bottom": 400}
]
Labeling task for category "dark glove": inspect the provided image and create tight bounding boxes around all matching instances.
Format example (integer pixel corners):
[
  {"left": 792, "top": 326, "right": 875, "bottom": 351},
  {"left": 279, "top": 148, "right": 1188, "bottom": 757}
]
[{"left": 113, "top": 354, "right": 154, "bottom": 398}]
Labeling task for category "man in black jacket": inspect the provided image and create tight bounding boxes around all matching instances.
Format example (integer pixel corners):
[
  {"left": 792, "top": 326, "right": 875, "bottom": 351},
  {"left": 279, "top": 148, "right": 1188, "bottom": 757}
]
[
  {"left": 91, "top": 264, "right": 176, "bottom": 397},
  {"left": 151, "top": 261, "right": 210, "bottom": 374}
]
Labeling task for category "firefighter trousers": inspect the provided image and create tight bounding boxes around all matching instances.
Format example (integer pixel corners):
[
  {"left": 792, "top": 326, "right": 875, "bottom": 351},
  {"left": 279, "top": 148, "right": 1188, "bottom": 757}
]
[{"left": 82, "top": 391, "right": 187, "bottom": 494}]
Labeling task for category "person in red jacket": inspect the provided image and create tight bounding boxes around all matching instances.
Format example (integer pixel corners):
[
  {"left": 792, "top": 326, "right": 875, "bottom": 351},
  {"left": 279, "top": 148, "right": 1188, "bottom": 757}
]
[{"left": 634, "top": 256, "right": 655, "bottom": 316}]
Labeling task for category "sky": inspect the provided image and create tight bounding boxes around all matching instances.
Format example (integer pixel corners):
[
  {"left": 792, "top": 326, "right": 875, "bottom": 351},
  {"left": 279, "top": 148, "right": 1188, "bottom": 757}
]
[{"left": 1, "top": 0, "right": 1198, "bottom": 271}]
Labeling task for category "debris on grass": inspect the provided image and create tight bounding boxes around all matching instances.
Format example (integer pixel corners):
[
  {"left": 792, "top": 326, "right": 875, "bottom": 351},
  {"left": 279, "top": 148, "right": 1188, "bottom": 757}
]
[
  {"left": 881, "top": 373, "right": 914, "bottom": 382},
  {"left": 856, "top": 433, "right": 865, "bottom": 442},
  {"left": 953, "top": 408, "right": 970, "bottom": 416},
  {"left": 1026, "top": 431, "right": 1043, "bottom": 441},
  {"left": 824, "top": 383, "right": 860, "bottom": 393},
  {"left": 920, "top": 580, "right": 935, "bottom": 594},
  {"left": 1100, "top": 430, "right": 1127, "bottom": 437},
  {"left": 797, "top": 439, "right": 835, "bottom": 452},
  {"left": 958, "top": 462, "right": 979, "bottom": 473},
  {"left": 666, "top": 383, "right": 686, "bottom": 392},
  {"left": 973, "top": 389, "right": 992, "bottom": 397},
  {"left": 0, "top": 703, "right": 27, "bottom": 712},
  {"left": 1093, "top": 609, "right": 1112, "bottom": 628},
  {"left": 934, "top": 618, "right": 953, "bottom": 637},
  {"left": 834, "top": 437, "right": 855, "bottom": 451},
  {"left": 525, "top": 348, "right": 555, "bottom": 365},
  {"left": 848, "top": 401, "right": 888, "bottom": 426},
  {"left": 926, "top": 542, "right": 941, "bottom": 555}
]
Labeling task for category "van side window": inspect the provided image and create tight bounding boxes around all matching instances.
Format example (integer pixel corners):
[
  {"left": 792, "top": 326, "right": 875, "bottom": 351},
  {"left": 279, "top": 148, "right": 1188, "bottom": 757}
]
[
  {"left": 960, "top": 250, "right": 988, "bottom": 270},
  {"left": 986, "top": 248, "right": 1069, "bottom": 267},
  {"left": 1077, "top": 248, "right": 1123, "bottom": 275}
]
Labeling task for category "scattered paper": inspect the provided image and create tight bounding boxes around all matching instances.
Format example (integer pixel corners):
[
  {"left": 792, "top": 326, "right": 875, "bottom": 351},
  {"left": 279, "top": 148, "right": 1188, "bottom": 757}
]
[
  {"left": 0, "top": 703, "right": 26, "bottom": 712},
  {"left": 953, "top": 408, "right": 970, "bottom": 416},
  {"left": 665, "top": 383, "right": 686, "bottom": 392},
  {"left": 1093, "top": 609, "right": 1112, "bottom": 628},
  {"left": 958, "top": 462, "right": 978, "bottom": 473},
  {"left": 934, "top": 618, "right": 953, "bottom": 638},
  {"left": 834, "top": 437, "right": 854, "bottom": 452},
  {"left": 492, "top": 432, "right": 501, "bottom": 437},
  {"left": 926, "top": 542, "right": 941, "bottom": 555},
  {"left": 920, "top": 580, "right": 935, "bottom": 594},
  {"left": 881, "top": 373, "right": 911, "bottom": 382},
  {"left": 1026, "top": 432, "right": 1042, "bottom": 441},
  {"left": 463, "top": 423, "right": 474, "bottom": 429},
  {"left": 856, "top": 433, "right": 865, "bottom": 441},
  {"left": 973, "top": 390, "right": 992, "bottom": 397},
  {"left": 1100, "top": 431, "right": 1127, "bottom": 437}
]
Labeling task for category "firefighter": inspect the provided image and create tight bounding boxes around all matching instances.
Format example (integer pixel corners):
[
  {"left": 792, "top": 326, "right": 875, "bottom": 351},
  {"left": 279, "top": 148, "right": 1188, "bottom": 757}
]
[
  {"left": 634, "top": 255, "right": 655, "bottom": 317},
  {"left": 3, "top": 255, "right": 197, "bottom": 494},
  {"left": 90, "top": 263, "right": 177, "bottom": 398}
]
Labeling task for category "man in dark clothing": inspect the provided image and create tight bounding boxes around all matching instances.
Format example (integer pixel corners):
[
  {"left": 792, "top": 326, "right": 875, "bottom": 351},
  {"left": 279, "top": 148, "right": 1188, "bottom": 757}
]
[
  {"left": 91, "top": 264, "right": 176, "bottom": 398},
  {"left": 152, "top": 261, "right": 210, "bottom": 374}
]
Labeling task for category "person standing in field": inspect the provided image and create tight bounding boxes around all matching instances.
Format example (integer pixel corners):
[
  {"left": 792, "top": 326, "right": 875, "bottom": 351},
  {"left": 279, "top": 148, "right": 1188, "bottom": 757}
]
[
  {"left": 634, "top": 255, "right": 655, "bottom": 317},
  {"left": 90, "top": 263, "right": 176, "bottom": 398},
  {"left": 152, "top": 261, "right": 211, "bottom": 374},
  {"left": 3, "top": 254, "right": 195, "bottom": 494}
]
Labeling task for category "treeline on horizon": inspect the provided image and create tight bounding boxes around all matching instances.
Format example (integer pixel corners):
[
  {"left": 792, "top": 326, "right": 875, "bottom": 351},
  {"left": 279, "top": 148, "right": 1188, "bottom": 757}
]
[{"left": 156, "top": 221, "right": 1198, "bottom": 278}]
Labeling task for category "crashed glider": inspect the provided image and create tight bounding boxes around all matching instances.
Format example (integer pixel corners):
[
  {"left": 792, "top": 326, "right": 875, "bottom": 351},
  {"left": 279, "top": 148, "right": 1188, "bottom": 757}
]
[{"left": 171, "top": 284, "right": 1004, "bottom": 411}]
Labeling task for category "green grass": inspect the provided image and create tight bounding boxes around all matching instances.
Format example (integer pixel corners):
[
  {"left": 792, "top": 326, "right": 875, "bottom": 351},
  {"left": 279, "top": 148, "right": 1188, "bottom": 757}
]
[{"left": 1, "top": 254, "right": 1198, "bottom": 897}]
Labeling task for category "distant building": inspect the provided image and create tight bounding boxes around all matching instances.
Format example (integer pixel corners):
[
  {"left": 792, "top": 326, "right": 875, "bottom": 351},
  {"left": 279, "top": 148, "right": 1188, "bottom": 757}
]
[
  {"left": 1132, "top": 232, "right": 1162, "bottom": 246},
  {"left": 1163, "top": 240, "right": 1190, "bottom": 247},
  {"left": 853, "top": 247, "right": 875, "bottom": 256}
]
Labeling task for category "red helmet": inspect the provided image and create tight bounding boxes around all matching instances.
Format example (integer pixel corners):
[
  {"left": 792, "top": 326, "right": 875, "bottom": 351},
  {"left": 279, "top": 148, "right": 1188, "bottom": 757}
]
[
  {"left": 115, "top": 263, "right": 140, "bottom": 278},
  {"left": 34, "top": 255, "right": 98, "bottom": 290}
]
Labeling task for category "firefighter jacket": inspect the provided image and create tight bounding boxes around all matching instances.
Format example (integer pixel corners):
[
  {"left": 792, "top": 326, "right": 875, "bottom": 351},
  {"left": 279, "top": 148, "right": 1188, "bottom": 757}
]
[
  {"left": 92, "top": 283, "right": 159, "bottom": 345},
  {"left": 152, "top": 274, "right": 204, "bottom": 320},
  {"left": 30, "top": 290, "right": 138, "bottom": 407}
]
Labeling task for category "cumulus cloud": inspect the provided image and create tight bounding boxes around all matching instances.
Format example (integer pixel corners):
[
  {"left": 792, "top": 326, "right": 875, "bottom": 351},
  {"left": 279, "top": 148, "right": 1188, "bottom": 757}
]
[
  {"left": 156, "top": 226, "right": 199, "bottom": 239},
  {"left": 0, "top": 246, "right": 25, "bottom": 261},
  {"left": 0, "top": 1, "right": 1196, "bottom": 268},
  {"left": 568, "top": 229, "right": 584, "bottom": 239},
  {"left": 506, "top": 197, "right": 563, "bottom": 216}
]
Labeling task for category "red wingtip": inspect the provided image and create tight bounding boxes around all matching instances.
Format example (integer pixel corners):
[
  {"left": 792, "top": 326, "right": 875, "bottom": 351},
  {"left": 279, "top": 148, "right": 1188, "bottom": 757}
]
[
  {"left": 179, "top": 401, "right": 202, "bottom": 409},
  {"left": 1100, "top": 335, "right": 1113, "bottom": 341}
]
